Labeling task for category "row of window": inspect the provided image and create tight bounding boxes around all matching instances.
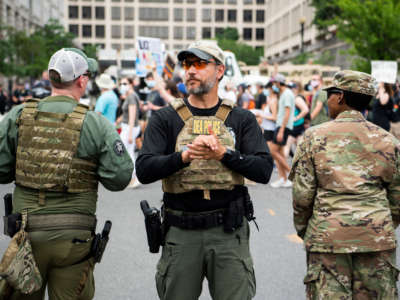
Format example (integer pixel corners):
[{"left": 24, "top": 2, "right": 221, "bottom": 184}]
[
  {"left": 72, "top": 0, "right": 265, "bottom": 4},
  {"left": 69, "top": 23, "right": 264, "bottom": 40},
  {"left": 69, "top": 6, "right": 265, "bottom": 22}
]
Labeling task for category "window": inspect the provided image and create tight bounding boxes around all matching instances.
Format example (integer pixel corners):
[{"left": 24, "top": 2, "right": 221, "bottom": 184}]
[
  {"left": 256, "top": 10, "right": 264, "bottom": 22},
  {"left": 96, "top": 43, "right": 105, "bottom": 49},
  {"left": 112, "top": 25, "right": 121, "bottom": 38},
  {"left": 227, "top": 0, "right": 236, "bottom": 3},
  {"left": 215, "top": 27, "right": 224, "bottom": 37},
  {"left": 202, "top": 27, "right": 211, "bottom": 38},
  {"left": 125, "top": 0, "right": 134, "bottom": 2},
  {"left": 202, "top": 9, "right": 211, "bottom": 21},
  {"left": 95, "top": 6, "right": 105, "bottom": 19},
  {"left": 243, "top": 28, "right": 252, "bottom": 40},
  {"left": 139, "top": 0, "right": 168, "bottom": 2},
  {"left": 256, "top": 28, "right": 264, "bottom": 40},
  {"left": 256, "top": 0, "right": 264, "bottom": 3},
  {"left": 111, "top": 7, "right": 121, "bottom": 20},
  {"left": 112, "top": 0, "right": 120, "bottom": 2},
  {"left": 243, "top": 10, "right": 252, "bottom": 22},
  {"left": 112, "top": 44, "right": 121, "bottom": 50},
  {"left": 174, "top": 0, "right": 183, "bottom": 2},
  {"left": 82, "top": 25, "right": 92, "bottom": 37},
  {"left": 139, "top": 26, "right": 169, "bottom": 38},
  {"left": 69, "top": 6, "right": 78, "bottom": 18},
  {"left": 124, "top": 43, "right": 135, "bottom": 49},
  {"left": 202, "top": 0, "right": 211, "bottom": 3},
  {"left": 69, "top": 24, "right": 79, "bottom": 36},
  {"left": 187, "top": 27, "right": 196, "bottom": 40},
  {"left": 124, "top": 7, "right": 134, "bottom": 20},
  {"left": 244, "top": 0, "right": 252, "bottom": 3},
  {"left": 95, "top": 25, "right": 105, "bottom": 37},
  {"left": 125, "top": 25, "right": 134, "bottom": 38},
  {"left": 215, "top": 9, "right": 224, "bottom": 22},
  {"left": 174, "top": 8, "right": 183, "bottom": 21},
  {"left": 227, "top": 9, "right": 236, "bottom": 22},
  {"left": 186, "top": 9, "right": 196, "bottom": 22},
  {"left": 174, "top": 26, "right": 183, "bottom": 39},
  {"left": 187, "top": 0, "right": 196, "bottom": 3},
  {"left": 82, "top": 7, "right": 91, "bottom": 19},
  {"left": 139, "top": 8, "right": 168, "bottom": 21},
  {"left": 215, "top": 0, "right": 224, "bottom": 3}
]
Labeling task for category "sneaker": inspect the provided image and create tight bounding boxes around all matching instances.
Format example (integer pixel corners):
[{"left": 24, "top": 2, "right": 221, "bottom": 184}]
[
  {"left": 282, "top": 179, "right": 293, "bottom": 188},
  {"left": 270, "top": 177, "right": 285, "bottom": 188}
]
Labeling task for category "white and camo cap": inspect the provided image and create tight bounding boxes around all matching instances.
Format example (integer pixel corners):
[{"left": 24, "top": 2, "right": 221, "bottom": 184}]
[
  {"left": 177, "top": 40, "right": 225, "bottom": 65},
  {"left": 48, "top": 48, "right": 98, "bottom": 83}
]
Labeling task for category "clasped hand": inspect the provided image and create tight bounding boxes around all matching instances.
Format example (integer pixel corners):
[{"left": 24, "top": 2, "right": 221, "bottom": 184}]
[{"left": 182, "top": 125, "right": 226, "bottom": 163}]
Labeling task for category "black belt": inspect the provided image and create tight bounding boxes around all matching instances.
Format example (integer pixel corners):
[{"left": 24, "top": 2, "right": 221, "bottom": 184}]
[{"left": 164, "top": 209, "right": 225, "bottom": 230}]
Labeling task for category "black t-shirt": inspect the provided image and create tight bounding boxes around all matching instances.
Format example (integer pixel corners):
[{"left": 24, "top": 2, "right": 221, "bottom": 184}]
[{"left": 136, "top": 98, "right": 273, "bottom": 212}]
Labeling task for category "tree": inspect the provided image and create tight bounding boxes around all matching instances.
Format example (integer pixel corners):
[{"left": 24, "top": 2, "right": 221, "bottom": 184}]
[
  {"left": 310, "top": 0, "right": 341, "bottom": 31},
  {"left": 215, "top": 28, "right": 263, "bottom": 65},
  {"left": 311, "top": 0, "right": 400, "bottom": 72}
]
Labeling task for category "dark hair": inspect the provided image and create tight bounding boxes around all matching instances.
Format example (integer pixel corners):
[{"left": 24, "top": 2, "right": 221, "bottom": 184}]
[
  {"left": 384, "top": 83, "right": 394, "bottom": 98},
  {"left": 146, "top": 72, "right": 154, "bottom": 80},
  {"left": 49, "top": 70, "right": 74, "bottom": 89},
  {"left": 165, "top": 80, "right": 179, "bottom": 98},
  {"left": 343, "top": 90, "right": 373, "bottom": 111}
]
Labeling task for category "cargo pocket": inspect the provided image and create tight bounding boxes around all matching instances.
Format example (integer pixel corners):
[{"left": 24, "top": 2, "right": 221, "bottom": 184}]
[
  {"left": 303, "top": 262, "right": 322, "bottom": 300},
  {"left": 241, "top": 257, "right": 256, "bottom": 299},
  {"left": 155, "top": 256, "right": 170, "bottom": 299}
]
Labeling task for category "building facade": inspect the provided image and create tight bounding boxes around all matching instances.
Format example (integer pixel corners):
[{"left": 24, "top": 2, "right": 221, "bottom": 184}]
[
  {"left": 64, "top": 0, "right": 267, "bottom": 52},
  {"left": 264, "top": 0, "right": 349, "bottom": 69},
  {"left": 0, "top": 0, "right": 64, "bottom": 33}
]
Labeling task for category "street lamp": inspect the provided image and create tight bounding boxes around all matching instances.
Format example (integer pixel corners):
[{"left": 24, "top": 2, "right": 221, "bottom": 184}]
[{"left": 299, "top": 17, "right": 306, "bottom": 53}]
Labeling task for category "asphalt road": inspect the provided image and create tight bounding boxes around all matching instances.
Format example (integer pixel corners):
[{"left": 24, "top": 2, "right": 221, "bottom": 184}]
[{"left": 0, "top": 172, "right": 399, "bottom": 300}]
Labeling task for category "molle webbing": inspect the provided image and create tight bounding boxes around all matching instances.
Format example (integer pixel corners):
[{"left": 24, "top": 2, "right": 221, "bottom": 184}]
[
  {"left": 26, "top": 214, "right": 97, "bottom": 232},
  {"left": 15, "top": 99, "right": 98, "bottom": 196}
]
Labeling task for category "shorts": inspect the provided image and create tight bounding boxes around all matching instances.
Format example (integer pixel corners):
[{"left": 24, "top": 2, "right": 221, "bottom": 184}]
[
  {"left": 291, "top": 124, "right": 305, "bottom": 138},
  {"left": 263, "top": 130, "right": 274, "bottom": 142},
  {"left": 273, "top": 127, "right": 291, "bottom": 146}
]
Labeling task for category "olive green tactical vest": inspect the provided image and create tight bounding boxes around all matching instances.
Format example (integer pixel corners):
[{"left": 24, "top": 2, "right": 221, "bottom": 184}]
[
  {"left": 162, "top": 98, "right": 244, "bottom": 199},
  {"left": 15, "top": 99, "right": 98, "bottom": 200}
]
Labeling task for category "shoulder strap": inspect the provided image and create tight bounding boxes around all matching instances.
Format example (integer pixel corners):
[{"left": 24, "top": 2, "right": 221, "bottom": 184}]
[
  {"left": 215, "top": 99, "right": 234, "bottom": 122},
  {"left": 170, "top": 98, "right": 192, "bottom": 121},
  {"left": 16, "top": 100, "right": 40, "bottom": 125}
]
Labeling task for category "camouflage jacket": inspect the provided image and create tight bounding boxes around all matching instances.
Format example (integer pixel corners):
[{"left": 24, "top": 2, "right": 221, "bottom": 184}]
[{"left": 289, "top": 110, "right": 400, "bottom": 253}]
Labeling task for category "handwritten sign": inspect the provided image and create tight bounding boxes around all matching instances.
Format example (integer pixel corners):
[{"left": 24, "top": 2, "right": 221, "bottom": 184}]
[
  {"left": 371, "top": 61, "right": 398, "bottom": 84},
  {"left": 136, "top": 37, "right": 164, "bottom": 77}
]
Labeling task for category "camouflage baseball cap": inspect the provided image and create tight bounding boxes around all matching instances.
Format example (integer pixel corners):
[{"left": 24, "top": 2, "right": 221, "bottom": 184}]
[
  {"left": 324, "top": 70, "right": 376, "bottom": 96},
  {"left": 177, "top": 40, "right": 225, "bottom": 65}
]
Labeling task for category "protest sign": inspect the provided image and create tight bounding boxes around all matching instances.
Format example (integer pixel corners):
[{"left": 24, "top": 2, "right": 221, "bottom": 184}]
[
  {"left": 136, "top": 37, "right": 164, "bottom": 77},
  {"left": 371, "top": 60, "right": 398, "bottom": 84}
]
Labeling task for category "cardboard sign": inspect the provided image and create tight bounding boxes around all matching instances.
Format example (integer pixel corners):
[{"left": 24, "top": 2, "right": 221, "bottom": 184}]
[
  {"left": 371, "top": 60, "right": 398, "bottom": 84},
  {"left": 136, "top": 37, "right": 164, "bottom": 77}
]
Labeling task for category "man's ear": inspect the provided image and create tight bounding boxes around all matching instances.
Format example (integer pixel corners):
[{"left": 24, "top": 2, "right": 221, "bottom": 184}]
[{"left": 217, "top": 64, "right": 225, "bottom": 81}]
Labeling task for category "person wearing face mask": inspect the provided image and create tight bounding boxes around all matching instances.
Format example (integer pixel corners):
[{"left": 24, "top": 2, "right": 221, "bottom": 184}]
[
  {"left": 310, "top": 73, "right": 329, "bottom": 126},
  {"left": 145, "top": 72, "right": 167, "bottom": 114}
]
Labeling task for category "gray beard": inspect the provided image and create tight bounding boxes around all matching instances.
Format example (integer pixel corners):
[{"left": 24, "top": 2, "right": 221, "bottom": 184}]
[{"left": 187, "top": 74, "right": 217, "bottom": 96}]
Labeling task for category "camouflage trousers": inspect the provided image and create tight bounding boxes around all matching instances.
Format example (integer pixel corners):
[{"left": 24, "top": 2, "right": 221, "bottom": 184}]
[{"left": 304, "top": 250, "right": 399, "bottom": 300}]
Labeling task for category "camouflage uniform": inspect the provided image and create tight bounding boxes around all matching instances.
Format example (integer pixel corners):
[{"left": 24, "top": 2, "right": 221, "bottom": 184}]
[{"left": 289, "top": 70, "right": 400, "bottom": 299}]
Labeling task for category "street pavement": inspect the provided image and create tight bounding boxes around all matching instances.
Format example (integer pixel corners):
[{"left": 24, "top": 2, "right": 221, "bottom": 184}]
[{"left": 0, "top": 172, "right": 400, "bottom": 299}]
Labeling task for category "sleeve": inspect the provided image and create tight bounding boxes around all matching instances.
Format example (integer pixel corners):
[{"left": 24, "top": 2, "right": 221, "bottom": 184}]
[
  {"left": 283, "top": 92, "right": 292, "bottom": 108},
  {"left": 0, "top": 105, "right": 23, "bottom": 183},
  {"left": 136, "top": 111, "right": 189, "bottom": 184},
  {"left": 221, "top": 112, "right": 273, "bottom": 184},
  {"left": 288, "top": 131, "right": 317, "bottom": 238},
  {"left": 387, "top": 145, "right": 400, "bottom": 227},
  {"left": 82, "top": 113, "right": 134, "bottom": 191},
  {"left": 317, "top": 90, "right": 328, "bottom": 104}
]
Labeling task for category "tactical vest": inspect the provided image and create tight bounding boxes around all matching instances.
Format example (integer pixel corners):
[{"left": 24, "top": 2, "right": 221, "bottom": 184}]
[
  {"left": 15, "top": 99, "right": 98, "bottom": 204},
  {"left": 162, "top": 98, "right": 244, "bottom": 199}
]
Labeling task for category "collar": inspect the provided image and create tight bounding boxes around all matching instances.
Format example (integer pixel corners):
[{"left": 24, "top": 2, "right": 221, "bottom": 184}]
[{"left": 335, "top": 110, "right": 365, "bottom": 122}]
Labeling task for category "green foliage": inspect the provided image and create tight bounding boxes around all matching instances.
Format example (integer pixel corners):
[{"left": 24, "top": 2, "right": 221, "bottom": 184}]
[
  {"left": 215, "top": 28, "right": 263, "bottom": 65},
  {"left": 314, "top": 51, "right": 335, "bottom": 65},
  {"left": 216, "top": 27, "right": 239, "bottom": 41},
  {"left": 310, "top": 0, "right": 341, "bottom": 31},
  {"left": 311, "top": 0, "right": 400, "bottom": 73},
  {"left": 0, "top": 19, "right": 80, "bottom": 78},
  {"left": 291, "top": 52, "right": 313, "bottom": 65},
  {"left": 83, "top": 44, "right": 99, "bottom": 60}
]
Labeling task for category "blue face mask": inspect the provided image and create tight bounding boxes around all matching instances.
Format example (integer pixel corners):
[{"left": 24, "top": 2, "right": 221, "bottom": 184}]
[
  {"left": 272, "top": 85, "right": 280, "bottom": 93},
  {"left": 263, "top": 89, "right": 270, "bottom": 97},
  {"left": 146, "top": 80, "right": 156, "bottom": 89},
  {"left": 119, "top": 84, "right": 129, "bottom": 95}
]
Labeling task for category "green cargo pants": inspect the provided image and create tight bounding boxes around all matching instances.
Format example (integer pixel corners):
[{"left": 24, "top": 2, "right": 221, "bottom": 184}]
[
  {"left": 10, "top": 231, "right": 95, "bottom": 300},
  {"left": 304, "top": 249, "right": 400, "bottom": 300},
  {"left": 155, "top": 221, "right": 256, "bottom": 300}
]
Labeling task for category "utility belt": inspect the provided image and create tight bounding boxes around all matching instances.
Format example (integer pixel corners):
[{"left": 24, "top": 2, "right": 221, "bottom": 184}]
[
  {"left": 140, "top": 186, "right": 257, "bottom": 254},
  {"left": 3, "top": 194, "right": 111, "bottom": 264}
]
